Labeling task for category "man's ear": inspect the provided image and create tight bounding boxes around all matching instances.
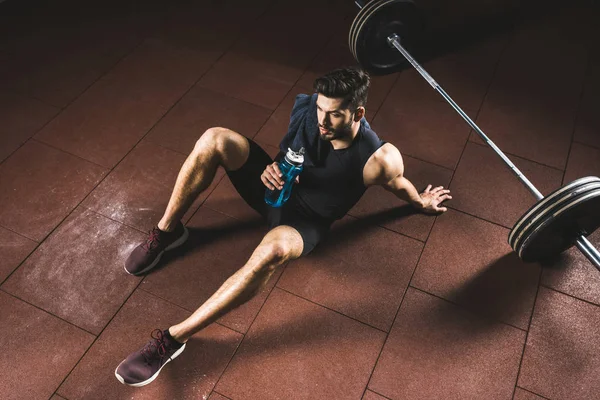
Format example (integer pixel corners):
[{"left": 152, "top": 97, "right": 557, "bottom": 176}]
[{"left": 354, "top": 107, "right": 365, "bottom": 122}]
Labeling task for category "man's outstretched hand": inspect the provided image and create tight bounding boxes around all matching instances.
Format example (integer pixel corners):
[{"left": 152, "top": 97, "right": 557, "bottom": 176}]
[{"left": 419, "top": 185, "right": 452, "bottom": 214}]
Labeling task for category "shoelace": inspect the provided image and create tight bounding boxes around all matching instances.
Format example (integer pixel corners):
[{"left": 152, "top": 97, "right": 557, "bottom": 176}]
[
  {"left": 140, "top": 329, "right": 168, "bottom": 364},
  {"left": 141, "top": 228, "right": 162, "bottom": 251}
]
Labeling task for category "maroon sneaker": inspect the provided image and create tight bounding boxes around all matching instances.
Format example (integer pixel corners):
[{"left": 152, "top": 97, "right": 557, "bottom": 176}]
[
  {"left": 115, "top": 329, "right": 186, "bottom": 387},
  {"left": 125, "top": 222, "right": 188, "bottom": 275}
]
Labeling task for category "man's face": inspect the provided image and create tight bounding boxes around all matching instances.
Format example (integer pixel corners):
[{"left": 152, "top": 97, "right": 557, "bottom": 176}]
[{"left": 316, "top": 94, "right": 356, "bottom": 141}]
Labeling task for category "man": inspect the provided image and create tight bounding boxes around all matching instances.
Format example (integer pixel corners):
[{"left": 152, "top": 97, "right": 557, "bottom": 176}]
[{"left": 115, "top": 67, "right": 451, "bottom": 386}]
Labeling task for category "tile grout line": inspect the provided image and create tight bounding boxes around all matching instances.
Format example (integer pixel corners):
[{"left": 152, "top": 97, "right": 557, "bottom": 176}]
[
  {"left": 539, "top": 284, "right": 600, "bottom": 309},
  {"left": 359, "top": 227, "right": 427, "bottom": 398},
  {"left": 1, "top": 0, "right": 258, "bottom": 305},
  {"left": 446, "top": 27, "right": 515, "bottom": 193},
  {"left": 516, "top": 385, "right": 551, "bottom": 400},
  {"left": 0, "top": 32, "right": 149, "bottom": 170},
  {"left": 360, "top": 30, "right": 515, "bottom": 399},
  {"left": 274, "top": 285, "right": 390, "bottom": 334},
  {"left": 510, "top": 266, "right": 543, "bottom": 399},
  {"left": 0, "top": 288, "right": 99, "bottom": 337},
  {"left": 467, "top": 139, "right": 566, "bottom": 173},
  {"left": 28, "top": 5, "right": 289, "bottom": 396},
  {"left": 209, "top": 264, "right": 287, "bottom": 395},
  {"left": 135, "top": 286, "right": 247, "bottom": 337},
  {"left": 366, "top": 388, "right": 394, "bottom": 400},
  {"left": 561, "top": 50, "right": 592, "bottom": 186},
  {"left": 51, "top": 273, "right": 149, "bottom": 398},
  {"left": 408, "top": 285, "right": 528, "bottom": 332}
]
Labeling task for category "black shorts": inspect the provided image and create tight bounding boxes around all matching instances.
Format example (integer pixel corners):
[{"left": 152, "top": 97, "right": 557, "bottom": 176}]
[{"left": 225, "top": 139, "right": 331, "bottom": 256}]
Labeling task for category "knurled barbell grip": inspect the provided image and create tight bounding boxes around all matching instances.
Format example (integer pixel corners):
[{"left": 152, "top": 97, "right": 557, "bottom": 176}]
[{"left": 386, "top": 34, "right": 544, "bottom": 200}]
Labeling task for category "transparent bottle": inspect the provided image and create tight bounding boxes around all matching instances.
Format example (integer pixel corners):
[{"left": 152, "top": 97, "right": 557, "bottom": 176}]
[{"left": 264, "top": 147, "right": 305, "bottom": 208}]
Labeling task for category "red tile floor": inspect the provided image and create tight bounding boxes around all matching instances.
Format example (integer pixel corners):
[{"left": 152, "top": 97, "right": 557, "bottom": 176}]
[{"left": 1, "top": 0, "right": 599, "bottom": 399}]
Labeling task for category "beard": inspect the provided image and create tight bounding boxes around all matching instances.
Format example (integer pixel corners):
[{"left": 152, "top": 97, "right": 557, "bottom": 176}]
[{"left": 318, "top": 120, "right": 353, "bottom": 142}]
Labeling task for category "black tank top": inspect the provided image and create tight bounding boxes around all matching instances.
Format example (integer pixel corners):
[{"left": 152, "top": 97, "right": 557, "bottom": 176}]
[{"left": 291, "top": 124, "right": 385, "bottom": 221}]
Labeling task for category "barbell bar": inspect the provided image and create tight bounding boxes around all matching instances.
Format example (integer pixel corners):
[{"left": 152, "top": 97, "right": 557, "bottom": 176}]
[{"left": 350, "top": 0, "right": 600, "bottom": 270}]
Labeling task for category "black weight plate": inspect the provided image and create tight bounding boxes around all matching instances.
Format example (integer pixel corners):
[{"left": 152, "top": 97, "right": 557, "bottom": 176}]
[
  {"left": 349, "top": 0, "right": 383, "bottom": 61},
  {"left": 353, "top": 0, "right": 423, "bottom": 75},
  {"left": 509, "top": 176, "right": 600, "bottom": 250},
  {"left": 511, "top": 180, "right": 600, "bottom": 255},
  {"left": 516, "top": 188, "right": 600, "bottom": 262}
]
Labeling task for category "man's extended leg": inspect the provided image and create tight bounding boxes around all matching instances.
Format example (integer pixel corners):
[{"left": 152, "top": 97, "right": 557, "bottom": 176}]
[
  {"left": 125, "top": 127, "right": 252, "bottom": 275},
  {"left": 115, "top": 225, "right": 304, "bottom": 386}
]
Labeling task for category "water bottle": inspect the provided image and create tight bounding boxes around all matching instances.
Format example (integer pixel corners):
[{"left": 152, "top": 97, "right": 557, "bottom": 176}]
[{"left": 264, "top": 147, "right": 305, "bottom": 207}]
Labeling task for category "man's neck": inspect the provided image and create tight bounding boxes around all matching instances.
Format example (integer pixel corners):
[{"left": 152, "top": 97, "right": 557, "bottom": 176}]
[{"left": 330, "top": 123, "right": 361, "bottom": 150}]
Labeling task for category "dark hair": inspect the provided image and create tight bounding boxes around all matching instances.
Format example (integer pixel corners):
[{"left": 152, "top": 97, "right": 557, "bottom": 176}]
[{"left": 313, "top": 67, "right": 370, "bottom": 111}]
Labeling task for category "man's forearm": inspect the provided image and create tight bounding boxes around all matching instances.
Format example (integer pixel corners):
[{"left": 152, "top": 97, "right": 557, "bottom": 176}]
[{"left": 385, "top": 176, "right": 425, "bottom": 209}]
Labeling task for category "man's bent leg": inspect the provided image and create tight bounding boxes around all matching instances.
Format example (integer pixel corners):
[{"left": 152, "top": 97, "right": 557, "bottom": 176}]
[
  {"left": 158, "top": 127, "right": 250, "bottom": 231},
  {"left": 125, "top": 127, "right": 251, "bottom": 276},
  {"left": 115, "top": 225, "right": 304, "bottom": 386}
]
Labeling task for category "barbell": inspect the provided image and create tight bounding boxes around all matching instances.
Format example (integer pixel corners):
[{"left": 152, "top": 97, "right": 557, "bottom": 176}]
[{"left": 349, "top": 0, "right": 600, "bottom": 270}]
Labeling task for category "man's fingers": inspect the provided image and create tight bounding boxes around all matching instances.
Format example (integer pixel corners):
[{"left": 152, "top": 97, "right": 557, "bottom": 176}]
[
  {"left": 424, "top": 184, "right": 432, "bottom": 193},
  {"left": 272, "top": 163, "right": 282, "bottom": 177},
  {"left": 432, "top": 186, "right": 444, "bottom": 193},
  {"left": 437, "top": 194, "right": 452, "bottom": 202},
  {"left": 261, "top": 174, "right": 275, "bottom": 190}
]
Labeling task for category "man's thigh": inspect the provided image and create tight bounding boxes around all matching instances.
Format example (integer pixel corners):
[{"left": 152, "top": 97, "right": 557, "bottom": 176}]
[{"left": 226, "top": 139, "right": 273, "bottom": 218}]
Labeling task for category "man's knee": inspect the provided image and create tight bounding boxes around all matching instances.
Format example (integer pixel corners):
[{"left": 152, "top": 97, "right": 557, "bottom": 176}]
[
  {"left": 194, "top": 127, "right": 249, "bottom": 170},
  {"left": 254, "top": 227, "right": 303, "bottom": 271}
]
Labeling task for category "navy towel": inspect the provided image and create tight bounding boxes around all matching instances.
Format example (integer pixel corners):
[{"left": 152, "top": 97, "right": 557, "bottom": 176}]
[{"left": 279, "top": 93, "right": 371, "bottom": 167}]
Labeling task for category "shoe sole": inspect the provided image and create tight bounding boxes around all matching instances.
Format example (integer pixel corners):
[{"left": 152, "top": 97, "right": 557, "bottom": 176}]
[
  {"left": 125, "top": 226, "right": 189, "bottom": 276},
  {"left": 114, "top": 342, "right": 186, "bottom": 387}
]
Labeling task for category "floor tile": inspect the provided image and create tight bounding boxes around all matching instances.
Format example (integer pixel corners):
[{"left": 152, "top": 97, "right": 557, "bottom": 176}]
[
  {"left": 0, "top": 226, "right": 37, "bottom": 284},
  {"left": 369, "top": 288, "right": 525, "bottom": 400},
  {"left": 0, "top": 2, "right": 158, "bottom": 107},
  {"left": 145, "top": 86, "right": 271, "bottom": 156},
  {"left": 35, "top": 38, "right": 210, "bottom": 168},
  {"left": 373, "top": 91, "right": 474, "bottom": 170},
  {"left": 363, "top": 390, "right": 390, "bottom": 400},
  {"left": 493, "top": 8, "right": 588, "bottom": 106},
  {"left": 518, "top": 287, "right": 600, "bottom": 399},
  {"left": 541, "top": 229, "right": 600, "bottom": 306},
  {"left": 472, "top": 82, "right": 579, "bottom": 170},
  {"left": 412, "top": 210, "right": 540, "bottom": 329},
  {"left": 513, "top": 387, "right": 546, "bottom": 400},
  {"left": 50, "top": 395, "right": 67, "bottom": 400},
  {"left": 209, "top": 393, "right": 231, "bottom": 400},
  {"left": 253, "top": 85, "right": 313, "bottom": 149},
  {"left": 449, "top": 142, "right": 563, "bottom": 228},
  {"left": 140, "top": 207, "right": 276, "bottom": 334},
  {"left": 0, "top": 291, "right": 94, "bottom": 400},
  {"left": 574, "top": 58, "right": 600, "bottom": 149},
  {"left": 348, "top": 155, "right": 453, "bottom": 241},
  {"left": 278, "top": 215, "right": 422, "bottom": 331},
  {"left": 390, "top": 33, "right": 508, "bottom": 112},
  {"left": 470, "top": 13, "right": 587, "bottom": 170},
  {"left": 2, "top": 207, "right": 145, "bottom": 334},
  {"left": 215, "top": 288, "right": 386, "bottom": 400},
  {"left": 563, "top": 142, "right": 600, "bottom": 184},
  {"left": 0, "top": 140, "right": 107, "bottom": 241},
  {"left": 57, "top": 289, "right": 243, "bottom": 400},
  {"left": 82, "top": 140, "right": 225, "bottom": 233},
  {"left": 196, "top": 1, "right": 333, "bottom": 111},
  {"left": 197, "top": 50, "right": 308, "bottom": 111},
  {"left": 0, "top": 91, "right": 59, "bottom": 162}
]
